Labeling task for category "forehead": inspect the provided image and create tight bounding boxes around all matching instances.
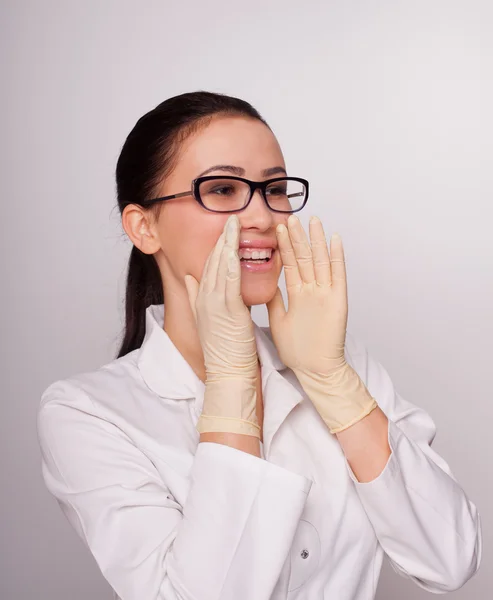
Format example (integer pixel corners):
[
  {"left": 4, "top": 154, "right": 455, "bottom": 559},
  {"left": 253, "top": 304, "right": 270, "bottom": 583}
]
[{"left": 175, "top": 115, "right": 285, "bottom": 178}]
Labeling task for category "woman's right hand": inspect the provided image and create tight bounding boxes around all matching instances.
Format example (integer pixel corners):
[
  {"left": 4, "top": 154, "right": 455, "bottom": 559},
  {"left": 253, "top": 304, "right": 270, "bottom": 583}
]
[{"left": 184, "top": 215, "right": 261, "bottom": 438}]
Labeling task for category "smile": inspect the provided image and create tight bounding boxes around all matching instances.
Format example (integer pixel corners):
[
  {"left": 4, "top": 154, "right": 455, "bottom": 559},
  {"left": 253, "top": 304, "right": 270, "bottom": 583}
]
[{"left": 238, "top": 248, "right": 273, "bottom": 262}]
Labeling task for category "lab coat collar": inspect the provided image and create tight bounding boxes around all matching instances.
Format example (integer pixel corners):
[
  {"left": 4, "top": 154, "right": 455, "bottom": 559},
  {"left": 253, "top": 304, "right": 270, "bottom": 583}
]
[
  {"left": 137, "top": 304, "right": 200, "bottom": 400},
  {"left": 137, "top": 304, "right": 304, "bottom": 459}
]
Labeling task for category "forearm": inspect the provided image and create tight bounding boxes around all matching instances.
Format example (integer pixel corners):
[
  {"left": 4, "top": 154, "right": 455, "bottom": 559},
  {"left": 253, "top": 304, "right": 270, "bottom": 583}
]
[
  {"left": 200, "top": 432, "right": 261, "bottom": 457},
  {"left": 335, "top": 406, "right": 391, "bottom": 482},
  {"left": 294, "top": 363, "right": 387, "bottom": 481}
]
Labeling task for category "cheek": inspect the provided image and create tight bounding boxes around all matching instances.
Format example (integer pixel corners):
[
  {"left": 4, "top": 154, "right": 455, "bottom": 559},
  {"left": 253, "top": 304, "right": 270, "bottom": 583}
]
[
  {"left": 157, "top": 205, "right": 228, "bottom": 281},
  {"left": 276, "top": 214, "right": 290, "bottom": 227},
  {"left": 193, "top": 227, "right": 225, "bottom": 277},
  {"left": 273, "top": 214, "right": 290, "bottom": 237}
]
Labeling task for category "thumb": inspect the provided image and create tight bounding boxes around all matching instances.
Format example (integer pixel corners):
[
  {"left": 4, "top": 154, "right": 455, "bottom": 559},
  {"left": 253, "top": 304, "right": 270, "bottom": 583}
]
[
  {"left": 266, "top": 286, "right": 286, "bottom": 330},
  {"left": 184, "top": 274, "right": 199, "bottom": 323}
]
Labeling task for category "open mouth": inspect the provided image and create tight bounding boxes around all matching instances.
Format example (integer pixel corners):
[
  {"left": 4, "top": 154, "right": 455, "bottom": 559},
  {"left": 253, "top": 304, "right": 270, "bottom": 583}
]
[{"left": 239, "top": 248, "right": 275, "bottom": 264}]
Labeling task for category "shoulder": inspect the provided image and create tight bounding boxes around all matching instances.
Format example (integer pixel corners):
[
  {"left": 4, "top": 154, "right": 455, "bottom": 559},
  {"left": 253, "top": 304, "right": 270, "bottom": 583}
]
[
  {"left": 37, "top": 350, "right": 151, "bottom": 469},
  {"left": 41, "top": 349, "right": 140, "bottom": 407},
  {"left": 38, "top": 349, "right": 144, "bottom": 437},
  {"left": 36, "top": 351, "right": 172, "bottom": 503}
]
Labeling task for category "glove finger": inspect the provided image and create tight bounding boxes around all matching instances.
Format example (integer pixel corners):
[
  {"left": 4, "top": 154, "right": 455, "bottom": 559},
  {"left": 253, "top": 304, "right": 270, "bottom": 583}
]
[
  {"left": 184, "top": 274, "right": 199, "bottom": 323},
  {"left": 225, "top": 248, "right": 242, "bottom": 312},
  {"left": 287, "top": 215, "right": 315, "bottom": 284},
  {"left": 309, "top": 216, "right": 331, "bottom": 285},
  {"left": 329, "top": 233, "right": 347, "bottom": 289},
  {"left": 199, "top": 251, "right": 213, "bottom": 293},
  {"left": 216, "top": 215, "right": 239, "bottom": 297},
  {"left": 203, "top": 230, "right": 226, "bottom": 294},
  {"left": 276, "top": 222, "right": 302, "bottom": 293},
  {"left": 266, "top": 286, "right": 286, "bottom": 330}
]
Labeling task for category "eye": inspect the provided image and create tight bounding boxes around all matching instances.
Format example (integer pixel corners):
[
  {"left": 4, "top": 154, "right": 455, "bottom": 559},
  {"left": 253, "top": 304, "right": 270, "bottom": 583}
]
[
  {"left": 208, "top": 185, "right": 236, "bottom": 196},
  {"left": 266, "top": 185, "right": 288, "bottom": 196}
]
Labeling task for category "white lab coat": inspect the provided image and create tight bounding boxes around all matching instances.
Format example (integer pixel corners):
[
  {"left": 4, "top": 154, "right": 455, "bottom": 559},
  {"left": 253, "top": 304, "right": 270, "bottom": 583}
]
[{"left": 37, "top": 304, "right": 481, "bottom": 600}]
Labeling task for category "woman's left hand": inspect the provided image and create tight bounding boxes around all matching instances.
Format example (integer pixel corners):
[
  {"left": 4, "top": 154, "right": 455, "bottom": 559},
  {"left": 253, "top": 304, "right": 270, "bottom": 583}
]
[
  {"left": 266, "top": 214, "right": 348, "bottom": 377},
  {"left": 266, "top": 214, "right": 378, "bottom": 434}
]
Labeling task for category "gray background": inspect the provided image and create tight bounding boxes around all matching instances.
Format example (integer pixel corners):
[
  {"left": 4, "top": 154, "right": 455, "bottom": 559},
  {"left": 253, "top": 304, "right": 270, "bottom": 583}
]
[{"left": 1, "top": 1, "right": 491, "bottom": 598}]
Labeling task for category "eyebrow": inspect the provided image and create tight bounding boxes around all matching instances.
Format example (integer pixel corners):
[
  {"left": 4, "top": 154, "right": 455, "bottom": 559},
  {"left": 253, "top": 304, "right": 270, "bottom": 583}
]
[{"left": 197, "top": 165, "right": 287, "bottom": 178}]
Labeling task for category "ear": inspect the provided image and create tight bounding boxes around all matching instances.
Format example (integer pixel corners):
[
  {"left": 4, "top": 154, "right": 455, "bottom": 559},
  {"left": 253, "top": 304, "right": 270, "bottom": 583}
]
[{"left": 122, "top": 204, "right": 161, "bottom": 254}]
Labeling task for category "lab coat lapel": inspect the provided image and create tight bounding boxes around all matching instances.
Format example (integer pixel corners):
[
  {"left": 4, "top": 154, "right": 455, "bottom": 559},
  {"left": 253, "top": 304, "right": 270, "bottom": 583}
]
[
  {"left": 254, "top": 325, "right": 306, "bottom": 460},
  {"left": 261, "top": 368, "right": 305, "bottom": 459},
  {"left": 137, "top": 304, "right": 201, "bottom": 400}
]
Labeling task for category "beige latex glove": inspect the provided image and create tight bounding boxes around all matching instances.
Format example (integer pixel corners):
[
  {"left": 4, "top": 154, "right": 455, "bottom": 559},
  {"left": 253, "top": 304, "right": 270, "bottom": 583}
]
[
  {"left": 266, "top": 215, "right": 377, "bottom": 434},
  {"left": 184, "top": 215, "right": 261, "bottom": 438}
]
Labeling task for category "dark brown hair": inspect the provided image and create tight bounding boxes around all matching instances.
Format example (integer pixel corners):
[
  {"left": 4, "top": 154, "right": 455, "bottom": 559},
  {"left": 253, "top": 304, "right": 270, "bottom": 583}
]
[{"left": 115, "top": 91, "right": 269, "bottom": 357}]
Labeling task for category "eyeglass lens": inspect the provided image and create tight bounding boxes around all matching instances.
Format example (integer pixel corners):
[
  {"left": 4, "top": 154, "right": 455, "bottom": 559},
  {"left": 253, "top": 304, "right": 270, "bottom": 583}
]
[{"left": 198, "top": 178, "right": 306, "bottom": 212}]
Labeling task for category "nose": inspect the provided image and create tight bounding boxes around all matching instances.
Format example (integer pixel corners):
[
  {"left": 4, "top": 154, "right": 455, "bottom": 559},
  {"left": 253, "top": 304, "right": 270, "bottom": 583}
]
[{"left": 238, "top": 187, "right": 274, "bottom": 231}]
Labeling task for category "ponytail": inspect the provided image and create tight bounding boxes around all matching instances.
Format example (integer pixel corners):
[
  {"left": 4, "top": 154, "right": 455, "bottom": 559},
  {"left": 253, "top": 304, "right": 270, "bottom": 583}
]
[{"left": 117, "top": 246, "right": 163, "bottom": 358}]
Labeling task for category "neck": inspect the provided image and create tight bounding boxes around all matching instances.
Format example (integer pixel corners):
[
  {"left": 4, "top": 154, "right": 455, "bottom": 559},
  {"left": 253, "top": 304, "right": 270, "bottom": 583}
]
[{"left": 163, "top": 287, "right": 207, "bottom": 383}]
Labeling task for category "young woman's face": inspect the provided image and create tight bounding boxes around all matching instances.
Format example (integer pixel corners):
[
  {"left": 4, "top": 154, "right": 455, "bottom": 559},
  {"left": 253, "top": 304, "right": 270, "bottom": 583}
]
[{"left": 153, "top": 116, "right": 291, "bottom": 307}]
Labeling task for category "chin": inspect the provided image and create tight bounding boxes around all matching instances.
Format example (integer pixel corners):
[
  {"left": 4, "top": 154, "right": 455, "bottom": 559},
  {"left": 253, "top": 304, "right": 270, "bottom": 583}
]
[{"left": 241, "top": 279, "right": 279, "bottom": 307}]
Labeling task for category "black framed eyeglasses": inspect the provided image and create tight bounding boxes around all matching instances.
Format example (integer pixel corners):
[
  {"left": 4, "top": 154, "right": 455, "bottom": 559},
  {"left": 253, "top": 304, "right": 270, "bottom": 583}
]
[{"left": 141, "top": 176, "right": 309, "bottom": 213}]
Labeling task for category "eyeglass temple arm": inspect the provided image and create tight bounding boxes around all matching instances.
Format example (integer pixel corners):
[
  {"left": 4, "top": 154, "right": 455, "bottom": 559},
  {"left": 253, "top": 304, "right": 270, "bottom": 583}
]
[
  {"left": 169, "top": 191, "right": 192, "bottom": 199},
  {"left": 142, "top": 190, "right": 193, "bottom": 204}
]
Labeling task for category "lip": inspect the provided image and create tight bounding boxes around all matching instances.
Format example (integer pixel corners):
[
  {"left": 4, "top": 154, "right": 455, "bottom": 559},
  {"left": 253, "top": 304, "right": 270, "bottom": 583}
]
[{"left": 239, "top": 239, "right": 277, "bottom": 249}]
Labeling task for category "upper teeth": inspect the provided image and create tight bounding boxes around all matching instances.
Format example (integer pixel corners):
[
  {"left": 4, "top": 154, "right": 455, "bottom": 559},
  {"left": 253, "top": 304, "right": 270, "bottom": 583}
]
[{"left": 239, "top": 248, "right": 273, "bottom": 260}]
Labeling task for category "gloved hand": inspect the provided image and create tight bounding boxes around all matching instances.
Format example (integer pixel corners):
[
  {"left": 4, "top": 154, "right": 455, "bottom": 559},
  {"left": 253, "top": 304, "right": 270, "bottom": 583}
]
[
  {"left": 266, "top": 214, "right": 377, "bottom": 434},
  {"left": 184, "top": 215, "right": 261, "bottom": 438}
]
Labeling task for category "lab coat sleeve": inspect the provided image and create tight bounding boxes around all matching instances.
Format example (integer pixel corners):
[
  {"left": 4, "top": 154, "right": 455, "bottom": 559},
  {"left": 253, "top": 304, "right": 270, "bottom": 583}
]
[
  {"left": 37, "top": 380, "right": 312, "bottom": 600},
  {"left": 344, "top": 335, "right": 482, "bottom": 594}
]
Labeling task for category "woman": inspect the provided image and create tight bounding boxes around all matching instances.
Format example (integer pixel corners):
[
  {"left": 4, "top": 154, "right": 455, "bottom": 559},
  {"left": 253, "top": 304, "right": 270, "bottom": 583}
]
[{"left": 37, "top": 91, "right": 482, "bottom": 600}]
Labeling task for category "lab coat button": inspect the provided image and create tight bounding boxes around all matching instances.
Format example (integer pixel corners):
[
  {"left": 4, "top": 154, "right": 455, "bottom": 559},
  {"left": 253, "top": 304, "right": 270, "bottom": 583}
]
[{"left": 300, "top": 549, "right": 309, "bottom": 559}]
